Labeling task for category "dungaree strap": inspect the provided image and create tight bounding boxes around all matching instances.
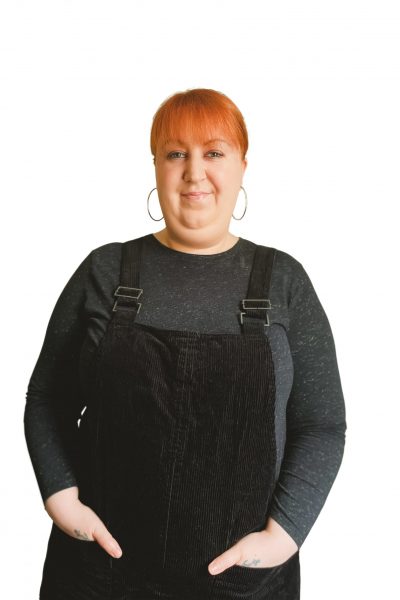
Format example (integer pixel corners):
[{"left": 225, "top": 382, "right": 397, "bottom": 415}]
[
  {"left": 240, "top": 245, "right": 276, "bottom": 334},
  {"left": 112, "top": 236, "right": 144, "bottom": 323},
  {"left": 112, "top": 237, "right": 276, "bottom": 334}
]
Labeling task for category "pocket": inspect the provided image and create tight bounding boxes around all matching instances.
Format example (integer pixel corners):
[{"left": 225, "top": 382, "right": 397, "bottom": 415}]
[
  {"left": 42, "top": 523, "right": 112, "bottom": 594},
  {"left": 52, "top": 522, "right": 95, "bottom": 546},
  {"left": 51, "top": 522, "right": 110, "bottom": 568},
  {"left": 53, "top": 522, "right": 99, "bottom": 556},
  {"left": 213, "top": 550, "right": 300, "bottom": 592},
  {"left": 232, "top": 548, "right": 299, "bottom": 571},
  {"left": 44, "top": 522, "right": 90, "bottom": 571}
]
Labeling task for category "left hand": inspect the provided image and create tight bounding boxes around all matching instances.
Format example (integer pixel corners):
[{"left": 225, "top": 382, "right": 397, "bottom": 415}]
[{"left": 208, "top": 519, "right": 298, "bottom": 575}]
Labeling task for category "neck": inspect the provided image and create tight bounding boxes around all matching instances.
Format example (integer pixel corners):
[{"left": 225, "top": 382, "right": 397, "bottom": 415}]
[{"left": 152, "top": 228, "right": 239, "bottom": 255}]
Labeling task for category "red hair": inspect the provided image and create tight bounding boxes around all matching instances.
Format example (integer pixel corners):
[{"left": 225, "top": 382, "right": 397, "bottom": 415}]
[{"left": 150, "top": 88, "right": 248, "bottom": 162}]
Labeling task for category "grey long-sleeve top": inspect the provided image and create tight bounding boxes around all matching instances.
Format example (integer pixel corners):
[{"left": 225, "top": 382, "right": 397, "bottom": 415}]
[{"left": 24, "top": 233, "right": 347, "bottom": 549}]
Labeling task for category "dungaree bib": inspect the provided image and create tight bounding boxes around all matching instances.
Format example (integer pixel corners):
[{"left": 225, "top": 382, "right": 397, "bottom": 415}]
[{"left": 40, "top": 236, "right": 300, "bottom": 600}]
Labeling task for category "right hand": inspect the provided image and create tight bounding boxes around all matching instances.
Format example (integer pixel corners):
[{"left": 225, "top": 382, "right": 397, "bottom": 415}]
[{"left": 44, "top": 486, "right": 123, "bottom": 559}]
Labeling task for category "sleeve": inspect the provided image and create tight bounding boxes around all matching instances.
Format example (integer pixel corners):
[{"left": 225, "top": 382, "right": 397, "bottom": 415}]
[
  {"left": 23, "top": 249, "right": 93, "bottom": 505},
  {"left": 268, "top": 260, "right": 347, "bottom": 548}
]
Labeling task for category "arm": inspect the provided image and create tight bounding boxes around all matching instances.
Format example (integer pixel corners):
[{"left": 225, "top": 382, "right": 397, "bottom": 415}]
[
  {"left": 24, "top": 250, "right": 92, "bottom": 505},
  {"left": 24, "top": 248, "right": 124, "bottom": 558},
  {"left": 266, "top": 260, "right": 347, "bottom": 549}
]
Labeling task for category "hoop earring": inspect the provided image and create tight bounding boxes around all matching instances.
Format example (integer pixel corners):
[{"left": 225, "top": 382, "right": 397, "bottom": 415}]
[
  {"left": 232, "top": 186, "right": 248, "bottom": 220},
  {"left": 147, "top": 187, "right": 164, "bottom": 222}
]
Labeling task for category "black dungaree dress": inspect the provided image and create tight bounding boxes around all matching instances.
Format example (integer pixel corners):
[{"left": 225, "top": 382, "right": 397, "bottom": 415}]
[{"left": 40, "top": 236, "right": 301, "bottom": 600}]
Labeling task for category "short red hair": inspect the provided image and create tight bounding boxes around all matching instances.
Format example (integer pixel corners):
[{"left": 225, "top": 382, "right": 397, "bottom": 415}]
[{"left": 150, "top": 88, "right": 248, "bottom": 162}]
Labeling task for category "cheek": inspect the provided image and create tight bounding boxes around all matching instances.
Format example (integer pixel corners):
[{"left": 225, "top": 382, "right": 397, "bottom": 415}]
[
  {"left": 163, "top": 169, "right": 182, "bottom": 189},
  {"left": 213, "top": 170, "right": 241, "bottom": 196},
  {"left": 216, "top": 162, "right": 241, "bottom": 183}
]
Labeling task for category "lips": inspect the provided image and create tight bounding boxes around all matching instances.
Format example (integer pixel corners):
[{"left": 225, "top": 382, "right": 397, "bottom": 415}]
[{"left": 182, "top": 192, "right": 211, "bottom": 198}]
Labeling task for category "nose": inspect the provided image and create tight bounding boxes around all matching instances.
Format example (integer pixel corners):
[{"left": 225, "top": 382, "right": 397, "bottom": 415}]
[{"left": 183, "top": 155, "right": 206, "bottom": 183}]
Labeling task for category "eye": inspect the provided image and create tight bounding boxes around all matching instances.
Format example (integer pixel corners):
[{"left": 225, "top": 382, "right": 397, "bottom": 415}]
[
  {"left": 167, "top": 151, "right": 186, "bottom": 159},
  {"left": 166, "top": 150, "right": 223, "bottom": 159}
]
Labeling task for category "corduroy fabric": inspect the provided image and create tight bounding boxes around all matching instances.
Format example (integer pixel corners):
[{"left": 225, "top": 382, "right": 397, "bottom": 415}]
[{"left": 39, "top": 236, "right": 300, "bottom": 599}]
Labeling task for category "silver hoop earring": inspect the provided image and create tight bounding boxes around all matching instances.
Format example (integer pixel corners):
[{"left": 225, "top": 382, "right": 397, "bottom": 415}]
[
  {"left": 147, "top": 187, "right": 164, "bottom": 222},
  {"left": 232, "top": 186, "right": 248, "bottom": 220}
]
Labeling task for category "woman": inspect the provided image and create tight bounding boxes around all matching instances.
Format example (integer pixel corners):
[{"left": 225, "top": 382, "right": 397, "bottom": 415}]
[{"left": 24, "top": 88, "right": 347, "bottom": 599}]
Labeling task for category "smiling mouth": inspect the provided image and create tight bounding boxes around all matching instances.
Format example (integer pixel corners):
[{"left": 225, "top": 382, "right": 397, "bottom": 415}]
[{"left": 182, "top": 192, "right": 211, "bottom": 199}]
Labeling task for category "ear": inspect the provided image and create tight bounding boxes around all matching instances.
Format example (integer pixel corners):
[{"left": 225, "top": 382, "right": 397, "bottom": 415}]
[{"left": 242, "top": 158, "right": 248, "bottom": 173}]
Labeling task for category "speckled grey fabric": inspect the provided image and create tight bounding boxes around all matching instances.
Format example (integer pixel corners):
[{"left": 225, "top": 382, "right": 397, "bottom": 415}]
[{"left": 24, "top": 233, "right": 346, "bottom": 549}]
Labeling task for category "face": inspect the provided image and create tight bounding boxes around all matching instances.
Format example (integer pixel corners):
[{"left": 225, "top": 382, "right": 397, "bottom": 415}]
[{"left": 154, "top": 135, "right": 247, "bottom": 243}]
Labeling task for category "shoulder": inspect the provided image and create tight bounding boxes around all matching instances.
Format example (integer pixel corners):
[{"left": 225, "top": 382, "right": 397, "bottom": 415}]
[
  {"left": 269, "top": 248, "right": 309, "bottom": 319},
  {"left": 84, "top": 235, "right": 154, "bottom": 295},
  {"left": 80, "top": 241, "right": 123, "bottom": 301},
  {"left": 240, "top": 240, "right": 316, "bottom": 333},
  {"left": 88, "top": 234, "right": 152, "bottom": 267},
  {"left": 241, "top": 238, "right": 307, "bottom": 295},
  {"left": 89, "top": 240, "right": 123, "bottom": 262},
  {"left": 273, "top": 247, "right": 305, "bottom": 278},
  {"left": 240, "top": 237, "right": 303, "bottom": 270}
]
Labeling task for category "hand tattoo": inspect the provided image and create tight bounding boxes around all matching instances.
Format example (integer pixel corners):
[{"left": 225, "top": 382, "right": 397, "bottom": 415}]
[
  {"left": 74, "top": 528, "right": 90, "bottom": 541},
  {"left": 241, "top": 558, "right": 262, "bottom": 567}
]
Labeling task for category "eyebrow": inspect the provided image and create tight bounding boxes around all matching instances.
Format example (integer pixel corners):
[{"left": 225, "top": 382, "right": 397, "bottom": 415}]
[
  {"left": 164, "top": 138, "right": 231, "bottom": 147},
  {"left": 204, "top": 138, "right": 230, "bottom": 145}
]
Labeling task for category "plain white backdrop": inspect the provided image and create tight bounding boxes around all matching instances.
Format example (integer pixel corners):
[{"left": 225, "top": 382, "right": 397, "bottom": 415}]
[{"left": 1, "top": 1, "right": 399, "bottom": 598}]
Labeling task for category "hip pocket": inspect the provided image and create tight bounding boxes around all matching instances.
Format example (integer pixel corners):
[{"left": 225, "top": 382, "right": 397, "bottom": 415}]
[
  {"left": 48, "top": 522, "right": 109, "bottom": 568},
  {"left": 213, "top": 550, "right": 300, "bottom": 594}
]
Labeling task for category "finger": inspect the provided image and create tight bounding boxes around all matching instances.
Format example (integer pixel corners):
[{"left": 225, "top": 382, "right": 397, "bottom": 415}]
[
  {"left": 208, "top": 547, "right": 241, "bottom": 575},
  {"left": 92, "top": 524, "right": 123, "bottom": 558}
]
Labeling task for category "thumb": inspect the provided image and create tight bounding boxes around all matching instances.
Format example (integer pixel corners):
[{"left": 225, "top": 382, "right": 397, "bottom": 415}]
[
  {"left": 209, "top": 545, "right": 241, "bottom": 575},
  {"left": 92, "top": 523, "right": 123, "bottom": 559}
]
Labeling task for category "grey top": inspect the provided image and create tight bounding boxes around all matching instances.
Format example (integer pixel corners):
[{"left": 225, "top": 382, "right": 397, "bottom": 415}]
[{"left": 24, "top": 233, "right": 347, "bottom": 549}]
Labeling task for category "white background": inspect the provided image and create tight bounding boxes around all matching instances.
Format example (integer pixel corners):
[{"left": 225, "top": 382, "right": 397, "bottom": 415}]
[{"left": 1, "top": 1, "right": 399, "bottom": 598}]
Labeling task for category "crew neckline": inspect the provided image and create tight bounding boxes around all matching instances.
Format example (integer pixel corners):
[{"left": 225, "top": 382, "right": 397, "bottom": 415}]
[{"left": 148, "top": 233, "right": 243, "bottom": 259}]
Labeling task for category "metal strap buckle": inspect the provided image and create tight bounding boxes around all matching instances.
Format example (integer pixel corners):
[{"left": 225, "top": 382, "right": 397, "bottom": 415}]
[
  {"left": 240, "top": 298, "right": 272, "bottom": 326},
  {"left": 112, "top": 285, "right": 143, "bottom": 312},
  {"left": 241, "top": 299, "right": 271, "bottom": 310}
]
